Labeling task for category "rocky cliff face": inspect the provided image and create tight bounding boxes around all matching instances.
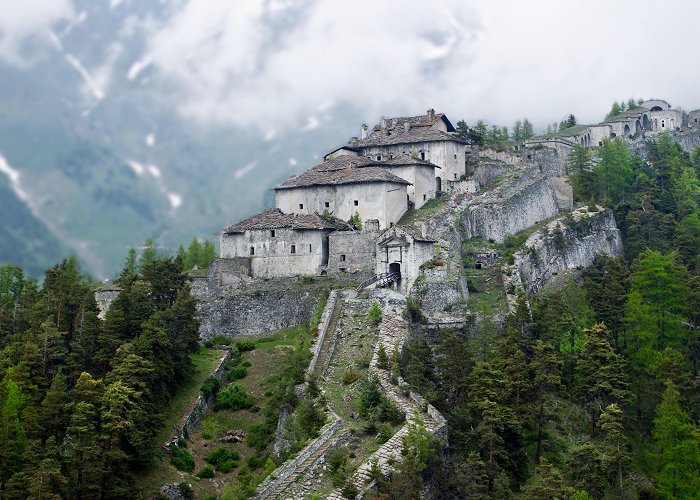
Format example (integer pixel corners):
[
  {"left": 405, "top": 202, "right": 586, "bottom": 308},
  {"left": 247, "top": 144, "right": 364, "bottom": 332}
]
[
  {"left": 505, "top": 207, "right": 623, "bottom": 296},
  {"left": 459, "top": 168, "right": 572, "bottom": 243}
]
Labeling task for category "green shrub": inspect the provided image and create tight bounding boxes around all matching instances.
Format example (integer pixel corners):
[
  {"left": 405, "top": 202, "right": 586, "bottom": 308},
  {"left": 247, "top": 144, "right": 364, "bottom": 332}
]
[
  {"left": 378, "top": 423, "right": 393, "bottom": 443},
  {"left": 341, "top": 480, "right": 358, "bottom": 499},
  {"left": 235, "top": 339, "right": 256, "bottom": 352},
  {"left": 227, "top": 364, "right": 247, "bottom": 381},
  {"left": 467, "top": 279, "right": 478, "bottom": 293},
  {"left": 341, "top": 366, "right": 359, "bottom": 385},
  {"left": 170, "top": 446, "right": 195, "bottom": 473},
  {"left": 247, "top": 422, "right": 274, "bottom": 451},
  {"left": 196, "top": 465, "right": 215, "bottom": 478},
  {"left": 215, "top": 384, "right": 255, "bottom": 410},
  {"left": 367, "top": 301, "right": 382, "bottom": 324},
  {"left": 377, "top": 395, "right": 404, "bottom": 423},
  {"left": 206, "top": 447, "right": 240, "bottom": 472},
  {"left": 246, "top": 454, "right": 265, "bottom": 470},
  {"left": 205, "top": 334, "right": 230, "bottom": 347},
  {"left": 376, "top": 345, "right": 389, "bottom": 369},
  {"left": 201, "top": 376, "right": 221, "bottom": 399},
  {"left": 178, "top": 482, "right": 194, "bottom": 500}
]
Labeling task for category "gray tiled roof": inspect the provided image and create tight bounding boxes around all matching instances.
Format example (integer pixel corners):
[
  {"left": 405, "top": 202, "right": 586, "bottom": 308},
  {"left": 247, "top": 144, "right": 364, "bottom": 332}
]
[
  {"left": 275, "top": 156, "right": 411, "bottom": 190},
  {"left": 348, "top": 127, "right": 466, "bottom": 148},
  {"left": 381, "top": 153, "right": 440, "bottom": 169},
  {"left": 222, "top": 209, "right": 345, "bottom": 234}
]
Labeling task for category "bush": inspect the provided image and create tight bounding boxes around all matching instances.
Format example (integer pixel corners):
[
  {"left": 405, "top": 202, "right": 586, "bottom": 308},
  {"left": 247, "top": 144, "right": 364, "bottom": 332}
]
[
  {"left": 205, "top": 334, "right": 231, "bottom": 347},
  {"left": 247, "top": 422, "right": 274, "bottom": 451},
  {"left": 341, "top": 480, "right": 358, "bottom": 499},
  {"left": 170, "top": 446, "right": 195, "bottom": 473},
  {"left": 206, "top": 447, "right": 240, "bottom": 472},
  {"left": 377, "top": 395, "right": 404, "bottom": 423},
  {"left": 341, "top": 366, "right": 359, "bottom": 385},
  {"left": 215, "top": 384, "right": 255, "bottom": 410},
  {"left": 378, "top": 423, "right": 393, "bottom": 443},
  {"left": 201, "top": 376, "right": 221, "bottom": 399},
  {"left": 235, "top": 339, "right": 256, "bottom": 352},
  {"left": 178, "top": 482, "right": 194, "bottom": 500},
  {"left": 466, "top": 279, "right": 478, "bottom": 293},
  {"left": 367, "top": 301, "right": 382, "bottom": 324},
  {"left": 227, "top": 364, "right": 247, "bottom": 381},
  {"left": 376, "top": 345, "right": 389, "bottom": 369},
  {"left": 196, "top": 465, "right": 215, "bottom": 478},
  {"left": 327, "top": 447, "right": 349, "bottom": 474}
]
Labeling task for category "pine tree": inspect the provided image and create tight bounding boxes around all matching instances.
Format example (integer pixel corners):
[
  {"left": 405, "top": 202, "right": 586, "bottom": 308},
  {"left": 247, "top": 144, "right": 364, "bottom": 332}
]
[
  {"left": 41, "top": 371, "right": 69, "bottom": 438},
  {"left": 138, "top": 238, "right": 158, "bottom": 271},
  {"left": 200, "top": 240, "right": 217, "bottom": 269},
  {"left": 652, "top": 383, "right": 700, "bottom": 498},
  {"left": 599, "top": 403, "right": 628, "bottom": 496},
  {"left": 0, "top": 378, "right": 28, "bottom": 483},
  {"left": 531, "top": 340, "right": 562, "bottom": 464},
  {"left": 578, "top": 324, "right": 630, "bottom": 436},
  {"left": 522, "top": 119, "right": 534, "bottom": 140}
]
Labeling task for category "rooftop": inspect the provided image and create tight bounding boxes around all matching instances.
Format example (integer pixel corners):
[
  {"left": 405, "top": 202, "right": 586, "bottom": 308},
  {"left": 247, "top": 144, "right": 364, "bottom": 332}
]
[
  {"left": 603, "top": 106, "right": 649, "bottom": 123},
  {"left": 275, "top": 156, "right": 411, "bottom": 190},
  {"left": 348, "top": 127, "right": 466, "bottom": 148},
  {"left": 381, "top": 153, "right": 441, "bottom": 169},
  {"left": 222, "top": 208, "right": 346, "bottom": 234}
]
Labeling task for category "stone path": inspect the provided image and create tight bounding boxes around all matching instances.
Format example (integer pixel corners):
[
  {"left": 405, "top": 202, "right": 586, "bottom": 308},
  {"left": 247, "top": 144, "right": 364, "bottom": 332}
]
[{"left": 327, "top": 308, "right": 447, "bottom": 499}]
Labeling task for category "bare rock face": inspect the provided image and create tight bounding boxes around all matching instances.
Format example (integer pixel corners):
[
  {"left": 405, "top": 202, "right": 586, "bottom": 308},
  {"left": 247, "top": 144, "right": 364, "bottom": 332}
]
[{"left": 503, "top": 207, "right": 623, "bottom": 300}]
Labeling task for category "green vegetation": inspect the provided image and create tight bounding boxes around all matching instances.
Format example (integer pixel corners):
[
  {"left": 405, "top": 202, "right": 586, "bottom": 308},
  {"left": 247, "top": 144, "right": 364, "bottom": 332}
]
[
  {"left": 391, "top": 134, "right": 700, "bottom": 498},
  {"left": 170, "top": 446, "right": 195, "bottom": 473},
  {"left": 366, "top": 301, "right": 382, "bottom": 324}
]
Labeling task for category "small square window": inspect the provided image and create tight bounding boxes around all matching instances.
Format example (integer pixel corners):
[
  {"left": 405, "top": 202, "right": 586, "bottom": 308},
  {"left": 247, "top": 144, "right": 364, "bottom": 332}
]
[
  {"left": 340, "top": 255, "right": 346, "bottom": 262},
  {"left": 270, "top": 230, "right": 276, "bottom": 237},
  {"left": 325, "top": 201, "right": 330, "bottom": 208},
  {"left": 299, "top": 203, "right": 304, "bottom": 209},
  {"left": 454, "top": 154, "right": 457, "bottom": 159},
  {"left": 249, "top": 246, "right": 255, "bottom": 256},
  {"left": 420, "top": 152, "right": 425, "bottom": 160},
  {"left": 339, "top": 267, "right": 346, "bottom": 272},
  {"left": 354, "top": 200, "right": 359, "bottom": 206},
  {"left": 290, "top": 244, "right": 296, "bottom": 254},
  {"left": 376, "top": 155, "right": 381, "bottom": 161}
]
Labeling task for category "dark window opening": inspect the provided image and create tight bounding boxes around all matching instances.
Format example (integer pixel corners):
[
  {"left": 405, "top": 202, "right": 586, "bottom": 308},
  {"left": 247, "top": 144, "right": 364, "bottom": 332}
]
[
  {"left": 423, "top": 194, "right": 426, "bottom": 200},
  {"left": 299, "top": 203, "right": 304, "bottom": 209},
  {"left": 270, "top": 230, "right": 276, "bottom": 237},
  {"left": 340, "top": 255, "right": 346, "bottom": 262},
  {"left": 249, "top": 246, "right": 255, "bottom": 256},
  {"left": 354, "top": 200, "right": 359, "bottom": 206},
  {"left": 309, "top": 244, "right": 312, "bottom": 252},
  {"left": 390, "top": 222, "right": 394, "bottom": 227},
  {"left": 290, "top": 245, "right": 296, "bottom": 254},
  {"left": 339, "top": 267, "right": 346, "bottom": 272},
  {"left": 376, "top": 155, "right": 381, "bottom": 161},
  {"left": 420, "top": 152, "right": 425, "bottom": 160},
  {"left": 325, "top": 201, "right": 330, "bottom": 208},
  {"left": 454, "top": 154, "right": 457, "bottom": 159}
]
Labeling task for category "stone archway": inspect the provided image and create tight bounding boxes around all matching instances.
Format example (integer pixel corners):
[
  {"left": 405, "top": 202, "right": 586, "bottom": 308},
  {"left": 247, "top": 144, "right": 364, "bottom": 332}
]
[
  {"left": 642, "top": 114, "right": 650, "bottom": 129},
  {"left": 436, "top": 176, "right": 442, "bottom": 193},
  {"left": 624, "top": 124, "right": 631, "bottom": 136},
  {"left": 635, "top": 119, "right": 642, "bottom": 136}
]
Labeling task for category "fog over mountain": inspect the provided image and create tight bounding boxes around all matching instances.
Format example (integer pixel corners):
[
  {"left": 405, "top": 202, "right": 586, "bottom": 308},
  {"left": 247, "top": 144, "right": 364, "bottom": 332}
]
[{"left": 1, "top": 0, "right": 698, "bottom": 277}]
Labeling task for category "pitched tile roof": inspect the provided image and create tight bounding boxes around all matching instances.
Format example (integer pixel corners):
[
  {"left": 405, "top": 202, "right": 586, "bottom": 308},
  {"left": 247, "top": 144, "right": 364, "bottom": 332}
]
[
  {"left": 348, "top": 127, "right": 466, "bottom": 148},
  {"left": 274, "top": 156, "right": 411, "bottom": 190},
  {"left": 222, "top": 209, "right": 346, "bottom": 234},
  {"left": 381, "top": 153, "right": 441, "bottom": 169}
]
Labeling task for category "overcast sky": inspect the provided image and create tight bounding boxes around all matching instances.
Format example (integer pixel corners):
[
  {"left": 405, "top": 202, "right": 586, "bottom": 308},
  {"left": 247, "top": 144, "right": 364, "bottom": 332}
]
[{"left": 1, "top": 0, "right": 699, "bottom": 133}]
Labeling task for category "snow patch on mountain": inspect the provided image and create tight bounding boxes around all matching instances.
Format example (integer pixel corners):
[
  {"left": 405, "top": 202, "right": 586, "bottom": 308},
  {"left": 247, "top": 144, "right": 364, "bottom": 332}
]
[
  {"left": 126, "top": 160, "right": 145, "bottom": 175},
  {"left": 167, "top": 192, "right": 182, "bottom": 209},
  {"left": 0, "top": 154, "right": 28, "bottom": 201},
  {"left": 234, "top": 162, "right": 257, "bottom": 179}
]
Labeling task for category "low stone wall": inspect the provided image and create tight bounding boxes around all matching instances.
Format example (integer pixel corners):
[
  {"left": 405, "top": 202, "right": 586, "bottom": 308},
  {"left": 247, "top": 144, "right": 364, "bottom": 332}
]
[
  {"left": 164, "top": 348, "right": 232, "bottom": 447},
  {"left": 328, "top": 231, "right": 381, "bottom": 276},
  {"left": 255, "top": 415, "right": 343, "bottom": 500}
]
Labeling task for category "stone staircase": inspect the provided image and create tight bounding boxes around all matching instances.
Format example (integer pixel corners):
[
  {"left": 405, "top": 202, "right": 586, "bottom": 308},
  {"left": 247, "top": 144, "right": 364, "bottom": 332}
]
[
  {"left": 327, "top": 308, "right": 447, "bottom": 499},
  {"left": 312, "top": 299, "right": 343, "bottom": 379}
]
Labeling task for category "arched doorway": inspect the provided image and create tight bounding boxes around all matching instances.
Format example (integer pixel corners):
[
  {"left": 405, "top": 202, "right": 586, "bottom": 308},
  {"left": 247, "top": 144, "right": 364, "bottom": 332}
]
[
  {"left": 436, "top": 176, "right": 442, "bottom": 193},
  {"left": 651, "top": 106, "right": 663, "bottom": 112},
  {"left": 635, "top": 119, "right": 642, "bottom": 136},
  {"left": 624, "top": 124, "right": 631, "bottom": 136},
  {"left": 642, "top": 114, "right": 650, "bottom": 129},
  {"left": 389, "top": 262, "right": 401, "bottom": 276}
]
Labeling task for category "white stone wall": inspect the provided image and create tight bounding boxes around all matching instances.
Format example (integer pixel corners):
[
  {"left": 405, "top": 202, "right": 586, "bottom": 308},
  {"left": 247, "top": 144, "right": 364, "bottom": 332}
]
[
  {"left": 650, "top": 109, "right": 682, "bottom": 132},
  {"left": 375, "top": 229, "right": 435, "bottom": 292},
  {"left": 359, "top": 140, "right": 467, "bottom": 182},
  {"left": 220, "top": 228, "right": 329, "bottom": 278},
  {"left": 384, "top": 165, "right": 436, "bottom": 209},
  {"left": 588, "top": 124, "right": 612, "bottom": 146},
  {"left": 688, "top": 110, "right": 700, "bottom": 128},
  {"left": 276, "top": 182, "right": 408, "bottom": 229}
]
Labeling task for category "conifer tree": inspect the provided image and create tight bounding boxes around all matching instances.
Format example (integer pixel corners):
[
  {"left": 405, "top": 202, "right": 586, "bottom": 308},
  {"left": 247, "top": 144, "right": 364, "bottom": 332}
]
[
  {"left": 531, "top": 340, "right": 562, "bottom": 464},
  {"left": 599, "top": 403, "right": 628, "bottom": 496}
]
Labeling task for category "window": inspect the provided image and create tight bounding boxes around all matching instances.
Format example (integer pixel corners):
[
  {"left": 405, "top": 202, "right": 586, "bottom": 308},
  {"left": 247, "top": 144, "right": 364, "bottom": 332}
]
[
  {"left": 390, "top": 222, "right": 394, "bottom": 227},
  {"left": 270, "top": 230, "right": 276, "bottom": 237},
  {"left": 299, "top": 203, "right": 304, "bottom": 209},
  {"left": 454, "top": 173, "right": 457, "bottom": 179},
  {"left": 423, "top": 194, "right": 427, "bottom": 200},
  {"left": 420, "top": 152, "right": 425, "bottom": 160},
  {"left": 454, "top": 154, "right": 457, "bottom": 159},
  {"left": 290, "top": 245, "right": 296, "bottom": 254},
  {"left": 376, "top": 155, "right": 381, "bottom": 160},
  {"left": 325, "top": 201, "right": 330, "bottom": 208},
  {"left": 309, "top": 244, "right": 312, "bottom": 252},
  {"left": 354, "top": 200, "right": 359, "bottom": 206},
  {"left": 340, "top": 255, "right": 346, "bottom": 262},
  {"left": 339, "top": 267, "right": 346, "bottom": 272},
  {"left": 249, "top": 246, "right": 255, "bottom": 256}
]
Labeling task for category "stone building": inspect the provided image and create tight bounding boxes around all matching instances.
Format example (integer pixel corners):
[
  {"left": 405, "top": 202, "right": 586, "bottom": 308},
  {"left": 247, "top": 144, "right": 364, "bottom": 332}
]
[
  {"left": 327, "top": 109, "right": 470, "bottom": 188},
  {"left": 219, "top": 209, "right": 347, "bottom": 278},
  {"left": 274, "top": 156, "right": 412, "bottom": 230},
  {"left": 375, "top": 226, "right": 436, "bottom": 294}
]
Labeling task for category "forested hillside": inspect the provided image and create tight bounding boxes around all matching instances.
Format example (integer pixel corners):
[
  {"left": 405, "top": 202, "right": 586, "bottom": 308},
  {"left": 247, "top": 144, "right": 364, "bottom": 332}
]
[
  {"left": 376, "top": 134, "right": 700, "bottom": 499},
  {"left": 0, "top": 253, "right": 200, "bottom": 498}
]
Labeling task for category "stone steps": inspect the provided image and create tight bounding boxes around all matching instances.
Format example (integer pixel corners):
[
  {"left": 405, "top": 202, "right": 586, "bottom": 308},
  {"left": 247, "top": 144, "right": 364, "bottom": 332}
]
[
  {"left": 268, "top": 426, "right": 346, "bottom": 499},
  {"left": 313, "top": 299, "right": 343, "bottom": 379}
]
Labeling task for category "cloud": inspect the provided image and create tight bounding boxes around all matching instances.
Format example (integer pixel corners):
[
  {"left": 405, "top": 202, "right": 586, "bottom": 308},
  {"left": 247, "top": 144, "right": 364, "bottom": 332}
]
[
  {"left": 0, "top": 0, "right": 75, "bottom": 64},
  {"left": 141, "top": 0, "right": 700, "bottom": 133}
]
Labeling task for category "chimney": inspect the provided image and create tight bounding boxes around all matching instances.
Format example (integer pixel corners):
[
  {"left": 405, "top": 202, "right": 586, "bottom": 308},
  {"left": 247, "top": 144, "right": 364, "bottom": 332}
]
[
  {"left": 361, "top": 124, "right": 368, "bottom": 140},
  {"left": 380, "top": 116, "right": 386, "bottom": 129},
  {"left": 427, "top": 108, "right": 435, "bottom": 120},
  {"left": 349, "top": 136, "right": 358, "bottom": 145}
]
